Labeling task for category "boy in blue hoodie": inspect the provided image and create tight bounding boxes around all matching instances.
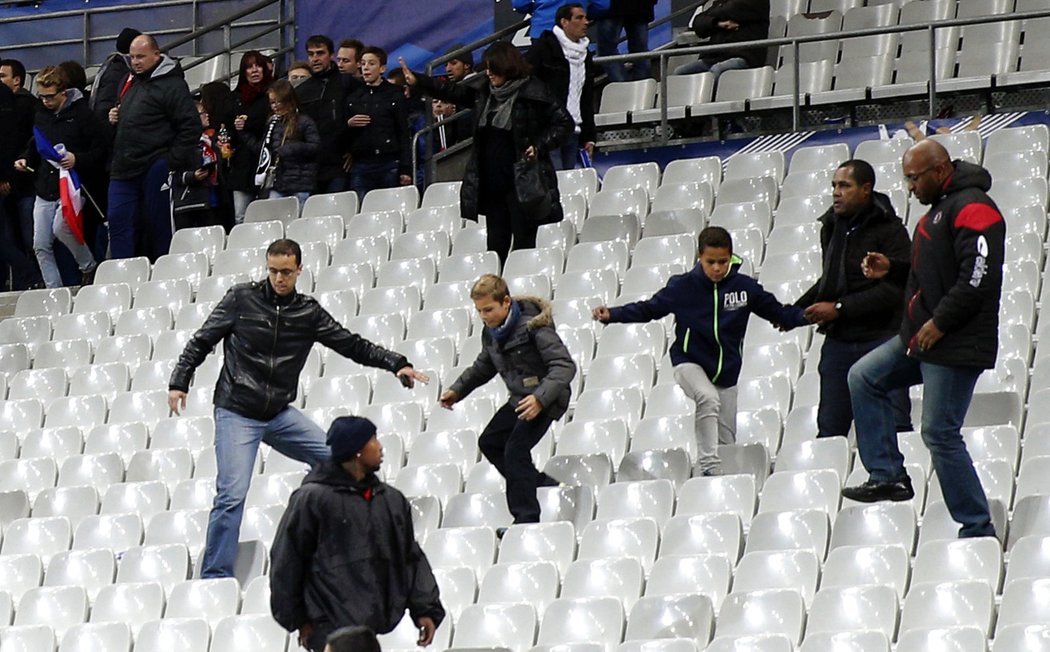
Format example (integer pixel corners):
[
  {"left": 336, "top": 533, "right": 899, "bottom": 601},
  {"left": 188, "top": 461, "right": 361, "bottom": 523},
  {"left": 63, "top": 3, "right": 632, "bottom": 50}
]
[{"left": 593, "top": 226, "right": 809, "bottom": 475}]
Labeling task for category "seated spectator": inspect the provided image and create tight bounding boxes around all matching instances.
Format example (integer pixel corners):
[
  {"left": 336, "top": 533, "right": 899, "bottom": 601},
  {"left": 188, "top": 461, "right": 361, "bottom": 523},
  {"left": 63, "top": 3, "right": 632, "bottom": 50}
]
[
  {"left": 674, "top": 0, "right": 770, "bottom": 78},
  {"left": 14, "top": 65, "right": 102, "bottom": 288},
  {"left": 248, "top": 79, "right": 320, "bottom": 205},
  {"left": 344, "top": 47, "right": 413, "bottom": 201},
  {"left": 337, "top": 38, "right": 365, "bottom": 78},
  {"left": 287, "top": 60, "right": 312, "bottom": 87},
  {"left": 230, "top": 51, "right": 275, "bottom": 225}
]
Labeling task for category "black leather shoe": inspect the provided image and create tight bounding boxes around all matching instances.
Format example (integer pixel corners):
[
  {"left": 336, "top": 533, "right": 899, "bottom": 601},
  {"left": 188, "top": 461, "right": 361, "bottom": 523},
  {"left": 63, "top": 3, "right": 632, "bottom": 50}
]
[{"left": 841, "top": 477, "right": 915, "bottom": 503}]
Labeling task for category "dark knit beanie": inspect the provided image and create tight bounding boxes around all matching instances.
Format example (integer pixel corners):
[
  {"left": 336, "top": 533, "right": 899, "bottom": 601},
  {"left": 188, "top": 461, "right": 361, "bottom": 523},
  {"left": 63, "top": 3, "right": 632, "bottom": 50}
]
[
  {"left": 116, "top": 28, "right": 142, "bottom": 55},
  {"left": 327, "top": 416, "right": 377, "bottom": 464}
]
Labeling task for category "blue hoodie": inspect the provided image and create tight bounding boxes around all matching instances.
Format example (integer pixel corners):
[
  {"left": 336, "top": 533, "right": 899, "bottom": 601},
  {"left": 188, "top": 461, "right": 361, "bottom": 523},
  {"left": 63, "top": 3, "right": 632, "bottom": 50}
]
[{"left": 607, "top": 258, "right": 808, "bottom": 388}]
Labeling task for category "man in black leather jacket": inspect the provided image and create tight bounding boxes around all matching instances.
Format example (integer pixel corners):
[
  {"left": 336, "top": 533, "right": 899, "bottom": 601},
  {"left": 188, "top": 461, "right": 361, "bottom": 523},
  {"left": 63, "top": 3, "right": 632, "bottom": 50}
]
[{"left": 168, "top": 238, "right": 428, "bottom": 579}]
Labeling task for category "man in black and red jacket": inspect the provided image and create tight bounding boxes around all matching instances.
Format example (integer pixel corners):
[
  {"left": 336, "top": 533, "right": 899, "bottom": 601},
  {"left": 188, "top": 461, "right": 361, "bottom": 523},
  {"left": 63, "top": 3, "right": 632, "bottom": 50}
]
[{"left": 843, "top": 139, "right": 1004, "bottom": 540}]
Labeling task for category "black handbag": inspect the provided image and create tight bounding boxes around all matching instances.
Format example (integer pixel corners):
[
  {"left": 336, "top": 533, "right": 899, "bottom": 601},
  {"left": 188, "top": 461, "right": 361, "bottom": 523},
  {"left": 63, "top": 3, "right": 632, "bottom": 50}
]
[{"left": 513, "top": 157, "right": 553, "bottom": 221}]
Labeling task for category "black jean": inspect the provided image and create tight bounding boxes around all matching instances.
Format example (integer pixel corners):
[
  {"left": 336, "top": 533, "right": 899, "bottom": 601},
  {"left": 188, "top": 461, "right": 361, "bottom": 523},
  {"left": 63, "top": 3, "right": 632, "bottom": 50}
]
[
  {"left": 478, "top": 402, "right": 554, "bottom": 523},
  {"left": 817, "top": 335, "right": 913, "bottom": 438},
  {"left": 482, "top": 187, "right": 538, "bottom": 266}
]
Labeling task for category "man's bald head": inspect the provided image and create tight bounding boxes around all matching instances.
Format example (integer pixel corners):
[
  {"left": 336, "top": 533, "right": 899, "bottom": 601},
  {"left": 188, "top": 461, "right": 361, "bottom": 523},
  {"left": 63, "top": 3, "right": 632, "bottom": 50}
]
[
  {"left": 129, "top": 34, "right": 162, "bottom": 75},
  {"left": 903, "top": 139, "right": 953, "bottom": 206}
]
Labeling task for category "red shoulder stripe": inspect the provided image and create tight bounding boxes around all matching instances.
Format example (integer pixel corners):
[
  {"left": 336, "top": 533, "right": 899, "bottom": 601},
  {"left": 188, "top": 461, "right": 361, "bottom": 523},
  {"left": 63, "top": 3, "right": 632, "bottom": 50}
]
[{"left": 953, "top": 203, "right": 1003, "bottom": 231}]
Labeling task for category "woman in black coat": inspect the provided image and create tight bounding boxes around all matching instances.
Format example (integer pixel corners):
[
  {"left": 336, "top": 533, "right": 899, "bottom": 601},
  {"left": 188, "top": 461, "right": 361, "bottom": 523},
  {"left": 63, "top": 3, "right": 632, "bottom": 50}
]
[
  {"left": 399, "top": 42, "right": 573, "bottom": 264},
  {"left": 241, "top": 79, "right": 320, "bottom": 205},
  {"left": 229, "top": 51, "right": 274, "bottom": 224}
]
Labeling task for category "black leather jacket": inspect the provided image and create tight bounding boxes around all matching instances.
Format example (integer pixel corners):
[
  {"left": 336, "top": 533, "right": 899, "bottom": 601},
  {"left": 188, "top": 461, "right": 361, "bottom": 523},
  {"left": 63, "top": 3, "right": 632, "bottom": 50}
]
[{"left": 170, "top": 280, "right": 410, "bottom": 420}]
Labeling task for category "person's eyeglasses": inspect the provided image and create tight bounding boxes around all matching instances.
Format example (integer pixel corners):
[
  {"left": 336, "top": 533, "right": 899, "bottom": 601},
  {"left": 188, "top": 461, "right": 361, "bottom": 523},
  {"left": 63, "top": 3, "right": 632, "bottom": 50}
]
[
  {"left": 903, "top": 165, "right": 938, "bottom": 183},
  {"left": 268, "top": 267, "right": 298, "bottom": 277},
  {"left": 38, "top": 92, "right": 60, "bottom": 100}
]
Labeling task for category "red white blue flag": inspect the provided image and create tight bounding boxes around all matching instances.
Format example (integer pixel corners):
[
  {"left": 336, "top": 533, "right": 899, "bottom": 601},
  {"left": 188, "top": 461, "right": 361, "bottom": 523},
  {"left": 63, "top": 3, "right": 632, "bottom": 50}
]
[{"left": 33, "top": 126, "right": 86, "bottom": 245}]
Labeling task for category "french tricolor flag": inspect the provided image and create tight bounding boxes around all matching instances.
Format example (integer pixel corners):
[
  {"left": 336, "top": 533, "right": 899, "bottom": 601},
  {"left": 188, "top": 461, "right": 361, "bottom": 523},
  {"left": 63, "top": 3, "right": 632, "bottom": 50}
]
[{"left": 33, "top": 126, "right": 86, "bottom": 245}]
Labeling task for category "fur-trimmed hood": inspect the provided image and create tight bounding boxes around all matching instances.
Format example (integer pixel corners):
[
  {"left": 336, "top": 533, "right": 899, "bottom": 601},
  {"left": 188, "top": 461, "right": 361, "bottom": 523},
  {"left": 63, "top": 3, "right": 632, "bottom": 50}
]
[{"left": 514, "top": 295, "right": 554, "bottom": 330}]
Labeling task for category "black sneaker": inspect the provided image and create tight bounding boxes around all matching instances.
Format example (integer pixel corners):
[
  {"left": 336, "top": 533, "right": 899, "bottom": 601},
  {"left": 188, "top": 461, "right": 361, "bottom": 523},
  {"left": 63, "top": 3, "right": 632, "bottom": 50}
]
[
  {"left": 538, "top": 473, "right": 561, "bottom": 488},
  {"left": 841, "top": 477, "right": 915, "bottom": 503},
  {"left": 81, "top": 267, "right": 96, "bottom": 286}
]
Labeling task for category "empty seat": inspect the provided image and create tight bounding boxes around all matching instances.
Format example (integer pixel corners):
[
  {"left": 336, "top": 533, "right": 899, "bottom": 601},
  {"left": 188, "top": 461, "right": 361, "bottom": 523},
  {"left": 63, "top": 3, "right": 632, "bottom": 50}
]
[
  {"left": 452, "top": 602, "right": 537, "bottom": 651},
  {"left": 361, "top": 186, "right": 419, "bottom": 214},
  {"left": 806, "top": 584, "right": 899, "bottom": 640},
  {"left": 712, "top": 589, "right": 806, "bottom": 646},
  {"left": 44, "top": 548, "right": 115, "bottom": 601},
  {"left": 578, "top": 517, "right": 659, "bottom": 572},
  {"left": 89, "top": 582, "right": 162, "bottom": 635},
  {"left": 498, "top": 521, "right": 577, "bottom": 575},
  {"left": 115, "top": 543, "right": 191, "bottom": 593},
  {"left": 537, "top": 597, "right": 625, "bottom": 652},
  {"left": 166, "top": 577, "right": 241, "bottom": 625},
  {"left": 13, "top": 585, "right": 88, "bottom": 640},
  {"left": 624, "top": 594, "right": 714, "bottom": 646},
  {"left": 595, "top": 80, "right": 658, "bottom": 126},
  {"left": 94, "top": 257, "right": 150, "bottom": 288},
  {"left": 209, "top": 614, "right": 289, "bottom": 652},
  {"left": 15, "top": 287, "right": 72, "bottom": 318},
  {"left": 422, "top": 526, "right": 497, "bottom": 578},
  {"left": 899, "top": 579, "right": 995, "bottom": 637},
  {"left": 3, "top": 516, "right": 71, "bottom": 563}
]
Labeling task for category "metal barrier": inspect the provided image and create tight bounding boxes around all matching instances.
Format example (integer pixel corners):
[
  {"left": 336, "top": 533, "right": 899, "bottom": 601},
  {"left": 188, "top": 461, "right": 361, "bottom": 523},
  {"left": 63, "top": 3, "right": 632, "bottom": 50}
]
[
  {"left": 0, "top": 0, "right": 287, "bottom": 76},
  {"left": 592, "top": 7, "right": 1050, "bottom": 143}
]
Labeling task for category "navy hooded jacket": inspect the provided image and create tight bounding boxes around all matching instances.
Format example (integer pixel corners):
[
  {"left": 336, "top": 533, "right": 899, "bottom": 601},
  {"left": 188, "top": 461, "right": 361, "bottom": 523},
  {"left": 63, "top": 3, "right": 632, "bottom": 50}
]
[{"left": 607, "top": 258, "right": 808, "bottom": 388}]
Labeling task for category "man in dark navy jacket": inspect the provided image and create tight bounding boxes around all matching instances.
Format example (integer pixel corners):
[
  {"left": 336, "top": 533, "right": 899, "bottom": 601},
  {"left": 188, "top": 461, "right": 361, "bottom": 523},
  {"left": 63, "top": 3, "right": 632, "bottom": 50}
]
[
  {"left": 794, "top": 159, "right": 913, "bottom": 439},
  {"left": 594, "top": 226, "right": 808, "bottom": 475},
  {"left": 844, "top": 140, "right": 1004, "bottom": 540}
]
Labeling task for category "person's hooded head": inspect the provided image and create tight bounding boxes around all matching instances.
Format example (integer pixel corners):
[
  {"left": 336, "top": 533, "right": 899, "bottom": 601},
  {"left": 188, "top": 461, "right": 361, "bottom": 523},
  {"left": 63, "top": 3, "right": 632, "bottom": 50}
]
[{"left": 116, "top": 28, "right": 142, "bottom": 55}]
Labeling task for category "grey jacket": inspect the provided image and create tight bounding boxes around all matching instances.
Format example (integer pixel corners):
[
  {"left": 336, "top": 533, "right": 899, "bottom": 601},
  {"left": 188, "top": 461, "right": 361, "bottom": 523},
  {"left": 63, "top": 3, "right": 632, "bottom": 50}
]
[{"left": 449, "top": 296, "right": 576, "bottom": 419}]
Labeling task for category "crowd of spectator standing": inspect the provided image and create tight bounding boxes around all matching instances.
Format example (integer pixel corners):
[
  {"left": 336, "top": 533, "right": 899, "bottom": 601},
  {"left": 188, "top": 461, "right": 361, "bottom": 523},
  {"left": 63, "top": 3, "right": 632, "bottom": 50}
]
[
  {"left": 0, "top": 0, "right": 724, "bottom": 290},
  {"left": 0, "top": 28, "right": 474, "bottom": 291}
]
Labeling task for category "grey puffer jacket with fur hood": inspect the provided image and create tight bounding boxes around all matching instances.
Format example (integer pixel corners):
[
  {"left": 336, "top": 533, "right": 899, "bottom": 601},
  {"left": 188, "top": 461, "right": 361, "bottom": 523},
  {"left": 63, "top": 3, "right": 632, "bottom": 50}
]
[{"left": 449, "top": 296, "right": 576, "bottom": 419}]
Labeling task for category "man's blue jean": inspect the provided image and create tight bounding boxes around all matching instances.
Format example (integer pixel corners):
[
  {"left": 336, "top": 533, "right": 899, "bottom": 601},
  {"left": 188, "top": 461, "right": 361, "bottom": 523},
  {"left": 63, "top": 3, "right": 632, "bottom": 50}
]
[
  {"left": 107, "top": 157, "right": 173, "bottom": 260},
  {"left": 201, "top": 406, "right": 330, "bottom": 578},
  {"left": 350, "top": 159, "right": 400, "bottom": 205},
  {"left": 817, "top": 335, "right": 912, "bottom": 438},
  {"left": 848, "top": 337, "right": 995, "bottom": 538},
  {"left": 550, "top": 139, "right": 580, "bottom": 171},
  {"left": 596, "top": 17, "right": 651, "bottom": 82}
]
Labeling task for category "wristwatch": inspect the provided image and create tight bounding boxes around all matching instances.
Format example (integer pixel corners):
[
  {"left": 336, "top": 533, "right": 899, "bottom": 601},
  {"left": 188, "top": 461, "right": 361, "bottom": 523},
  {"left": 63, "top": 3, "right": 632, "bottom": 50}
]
[{"left": 834, "top": 301, "right": 844, "bottom": 313}]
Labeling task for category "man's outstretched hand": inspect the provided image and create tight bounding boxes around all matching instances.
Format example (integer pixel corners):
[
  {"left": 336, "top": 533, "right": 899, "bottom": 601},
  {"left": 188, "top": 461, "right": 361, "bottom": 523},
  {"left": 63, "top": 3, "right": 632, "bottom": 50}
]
[{"left": 397, "top": 366, "right": 429, "bottom": 388}]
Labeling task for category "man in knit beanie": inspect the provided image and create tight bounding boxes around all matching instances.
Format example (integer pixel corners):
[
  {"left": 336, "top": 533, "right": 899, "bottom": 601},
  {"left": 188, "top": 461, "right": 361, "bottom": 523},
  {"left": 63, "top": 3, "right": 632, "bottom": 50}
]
[
  {"left": 90, "top": 27, "right": 142, "bottom": 123},
  {"left": 271, "top": 417, "right": 445, "bottom": 652}
]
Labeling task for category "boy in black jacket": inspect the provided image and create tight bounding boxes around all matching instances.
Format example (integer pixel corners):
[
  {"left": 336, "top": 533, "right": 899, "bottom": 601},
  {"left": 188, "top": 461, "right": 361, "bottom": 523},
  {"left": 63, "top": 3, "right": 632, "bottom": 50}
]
[
  {"left": 594, "top": 226, "right": 808, "bottom": 475},
  {"left": 344, "top": 47, "right": 413, "bottom": 201},
  {"left": 271, "top": 416, "right": 445, "bottom": 652}
]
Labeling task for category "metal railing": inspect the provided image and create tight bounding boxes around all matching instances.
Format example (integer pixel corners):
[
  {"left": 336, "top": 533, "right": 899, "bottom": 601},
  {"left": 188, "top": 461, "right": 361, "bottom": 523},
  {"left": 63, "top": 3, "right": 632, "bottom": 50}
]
[
  {"left": 0, "top": 0, "right": 286, "bottom": 73},
  {"left": 592, "top": 7, "right": 1050, "bottom": 144},
  {"left": 162, "top": 0, "right": 292, "bottom": 84}
]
